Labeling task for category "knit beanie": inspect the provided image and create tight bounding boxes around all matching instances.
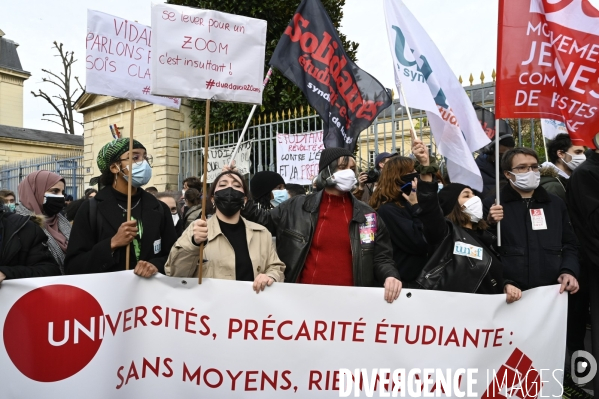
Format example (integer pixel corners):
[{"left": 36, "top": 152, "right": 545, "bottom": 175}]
[
  {"left": 438, "top": 183, "right": 469, "bottom": 216},
  {"left": 319, "top": 148, "right": 355, "bottom": 172},
  {"left": 250, "top": 171, "right": 285, "bottom": 200}
]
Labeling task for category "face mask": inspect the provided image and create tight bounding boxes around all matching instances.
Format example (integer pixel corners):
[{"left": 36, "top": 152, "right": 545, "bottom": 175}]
[
  {"left": 509, "top": 171, "right": 540, "bottom": 192},
  {"left": 563, "top": 153, "right": 586, "bottom": 171},
  {"left": 172, "top": 213, "right": 180, "bottom": 225},
  {"left": 270, "top": 189, "right": 289, "bottom": 207},
  {"left": 462, "top": 196, "right": 483, "bottom": 223},
  {"left": 213, "top": 187, "right": 245, "bottom": 217},
  {"left": 43, "top": 194, "right": 66, "bottom": 217},
  {"left": 438, "top": 184, "right": 444, "bottom": 193},
  {"left": 122, "top": 160, "right": 152, "bottom": 188},
  {"left": 7, "top": 203, "right": 16, "bottom": 213},
  {"left": 182, "top": 189, "right": 186, "bottom": 196},
  {"left": 332, "top": 169, "right": 357, "bottom": 192},
  {"left": 401, "top": 172, "right": 419, "bottom": 185}
]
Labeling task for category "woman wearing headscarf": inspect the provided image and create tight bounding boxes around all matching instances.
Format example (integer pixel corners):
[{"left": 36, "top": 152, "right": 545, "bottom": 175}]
[
  {"left": 65, "top": 138, "right": 177, "bottom": 277},
  {"left": 250, "top": 171, "right": 288, "bottom": 209},
  {"left": 15, "top": 170, "right": 70, "bottom": 273},
  {"left": 165, "top": 170, "right": 285, "bottom": 292}
]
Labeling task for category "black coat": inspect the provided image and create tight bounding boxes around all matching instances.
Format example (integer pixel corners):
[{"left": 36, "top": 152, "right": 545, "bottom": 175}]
[
  {"left": 0, "top": 210, "right": 60, "bottom": 279},
  {"left": 241, "top": 190, "right": 400, "bottom": 286},
  {"left": 416, "top": 179, "right": 505, "bottom": 294},
  {"left": 64, "top": 187, "right": 177, "bottom": 274},
  {"left": 483, "top": 183, "right": 579, "bottom": 290},
  {"left": 566, "top": 151, "right": 599, "bottom": 267},
  {"left": 376, "top": 201, "right": 427, "bottom": 283}
]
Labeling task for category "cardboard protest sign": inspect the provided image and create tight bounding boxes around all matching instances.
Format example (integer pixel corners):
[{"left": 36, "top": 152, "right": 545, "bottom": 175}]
[
  {"left": 202, "top": 142, "right": 252, "bottom": 183},
  {"left": 0, "top": 273, "right": 566, "bottom": 398},
  {"left": 150, "top": 3, "right": 267, "bottom": 104},
  {"left": 276, "top": 132, "right": 324, "bottom": 185},
  {"left": 86, "top": 10, "right": 180, "bottom": 108}
]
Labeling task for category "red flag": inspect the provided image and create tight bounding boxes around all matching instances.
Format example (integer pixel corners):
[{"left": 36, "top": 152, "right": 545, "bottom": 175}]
[{"left": 496, "top": 0, "right": 599, "bottom": 147}]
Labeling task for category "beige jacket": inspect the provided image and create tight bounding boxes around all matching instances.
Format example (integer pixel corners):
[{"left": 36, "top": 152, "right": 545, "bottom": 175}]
[{"left": 165, "top": 215, "right": 285, "bottom": 281}]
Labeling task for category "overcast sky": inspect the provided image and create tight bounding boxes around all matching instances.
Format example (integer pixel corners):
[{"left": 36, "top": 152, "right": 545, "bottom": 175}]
[{"left": 3, "top": 0, "right": 598, "bottom": 134}]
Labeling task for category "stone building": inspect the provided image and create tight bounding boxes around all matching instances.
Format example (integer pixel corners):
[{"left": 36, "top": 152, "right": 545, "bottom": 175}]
[
  {"left": 74, "top": 94, "right": 192, "bottom": 190},
  {"left": 0, "top": 29, "right": 30, "bottom": 128}
]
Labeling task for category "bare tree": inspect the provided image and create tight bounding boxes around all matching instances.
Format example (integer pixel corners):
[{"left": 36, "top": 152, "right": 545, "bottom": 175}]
[{"left": 31, "top": 42, "right": 84, "bottom": 134}]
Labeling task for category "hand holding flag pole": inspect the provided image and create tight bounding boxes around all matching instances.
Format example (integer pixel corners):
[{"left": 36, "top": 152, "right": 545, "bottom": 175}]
[{"left": 228, "top": 68, "right": 274, "bottom": 167}]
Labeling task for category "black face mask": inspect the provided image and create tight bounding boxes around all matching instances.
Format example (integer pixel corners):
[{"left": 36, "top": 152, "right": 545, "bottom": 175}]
[
  {"left": 213, "top": 187, "right": 245, "bottom": 217},
  {"left": 400, "top": 172, "right": 420, "bottom": 195},
  {"left": 43, "top": 195, "right": 66, "bottom": 217}
]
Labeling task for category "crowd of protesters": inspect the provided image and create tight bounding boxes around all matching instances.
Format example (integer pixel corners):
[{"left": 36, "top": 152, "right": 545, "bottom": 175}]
[{"left": 1, "top": 133, "right": 598, "bottom": 397}]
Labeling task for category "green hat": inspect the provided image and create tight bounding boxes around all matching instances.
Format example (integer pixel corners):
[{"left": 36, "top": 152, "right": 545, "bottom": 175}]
[{"left": 90, "top": 138, "right": 146, "bottom": 186}]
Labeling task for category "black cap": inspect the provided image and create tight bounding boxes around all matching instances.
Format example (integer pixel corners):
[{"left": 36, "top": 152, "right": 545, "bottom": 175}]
[
  {"left": 319, "top": 148, "right": 354, "bottom": 172},
  {"left": 250, "top": 171, "right": 285, "bottom": 200},
  {"left": 438, "top": 183, "right": 469, "bottom": 216}
]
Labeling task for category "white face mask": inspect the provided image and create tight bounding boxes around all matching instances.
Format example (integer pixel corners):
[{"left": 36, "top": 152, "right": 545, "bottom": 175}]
[
  {"left": 332, "top": 169, "right": 357, "bottom": 192},
  {"left": 509, "top": 171, "right": 541, "bottom": 192},
  {"left": 182, "top": 189, "right": 186, "bottom": 196},
  {"left": 462, "top": 196, "right": 483, "bottom": 223},
  {"left": 172, "top": 213, "right": 180, "bottom": 225},
  {"left": 563, "top": 153, "right": 586, "bottom": 171}
]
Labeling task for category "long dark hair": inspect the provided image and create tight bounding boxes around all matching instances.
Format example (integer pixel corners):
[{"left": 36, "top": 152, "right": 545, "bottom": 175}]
[
  {"left": 446, "top": 201, "right": 489, "bottom": 231},
  {"left": 369, "top": 156, "right": 415, "bottom": 210},
  {"left": 208, "top": 171, "right": 251, "bottom": 199}
]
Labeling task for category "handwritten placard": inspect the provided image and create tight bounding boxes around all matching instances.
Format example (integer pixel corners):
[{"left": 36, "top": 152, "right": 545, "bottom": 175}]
[
  {"left": 86, "top": 10, "right": 180, "bottom": 108},
  {"left": 276, "top": 132, "right": 324, "bottom": 185},
  {"left": 201, "top": 142, "right": 252, "bottom": 184},
  {"left": 151, "top": 3, "right": 267, "bottom": 104}
]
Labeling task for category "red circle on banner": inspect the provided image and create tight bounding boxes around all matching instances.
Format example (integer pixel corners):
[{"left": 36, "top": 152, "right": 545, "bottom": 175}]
[{"left": 3, "top": 285, "right": 104, "bottom": 382}]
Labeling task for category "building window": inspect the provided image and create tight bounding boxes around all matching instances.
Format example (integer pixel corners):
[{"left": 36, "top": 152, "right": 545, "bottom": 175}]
[{"left": 368, "top": 151, "right": 376, "bottom": 166}]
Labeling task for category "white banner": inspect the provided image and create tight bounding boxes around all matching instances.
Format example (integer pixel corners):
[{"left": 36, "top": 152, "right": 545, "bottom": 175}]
[
  {"left": 86, "top": 10, "right": 180, "bottom": 108},
  {"left": 541, "top": 119, "right": 568, "bottom": 141},
  {"left": 202, "top": 142, "right": 252, "bottom": 184},
  {"left": 384, "top": 0, "right": 490, "bottom": 192},
  {"left": 0, "top": 272, "right": 567, "bottom": 398},
  {"left": 151, "top": 3, "right": 267, "bottom": 104},
  {"left": 276, "top": 132, "right": 324, "bottom": 185}
]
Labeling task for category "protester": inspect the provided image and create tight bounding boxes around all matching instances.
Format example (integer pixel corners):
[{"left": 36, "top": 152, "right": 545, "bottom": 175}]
[
  {"left": 354, "top": 152, "right": 396, "bottom": 203},
  {"left": 166, "top": 170, "right": 285, "bottom": 292},
  {"left": 250, "top": 171, "right": 287, "bottom": 209},
  {"left": 369, "top": 155, "right": 427, "bottom": 286},
  {"left": 0, "top": 196, "right": 60, "bottom": 281},
  {"left": 484, "top": 147, "right": 579, "bottom": 293},
  {"left": 84, "top": 188, "right": 98, "bottom": 199},
  {"left": 475, "top": 133, "right": 515, "bottom": 198},
  {"left": 238, "top": 147, "right": 402, "bottom": 303},
  {"left": 285, "top": 183, "right": 306, "bottom": 198},
  {"left": 181, "top": 188, "right": 202, "bottom": 229},
  {"left": 15, "top": 170, "right": 71, "bottom": 274},
  {"left": 64, "top": 194, "right": 73, "bottom": 206},
  {"left": 0, "top": 189, "right": 16, "bottom": 213},
  {"left": 540, "top": 133, "right": 586, "bottom": 202},
  {"left": 156, "top": 192, "right": 180, "bottom": 227},
  {"left": 567, "top": 142, "right": 599, "bottom": 397},
  {"left": 65, "top": 198, "right": 86, "bottom": 223},
  {"left": 65, "top": 138, "right": 177, "bottom": 277},
  {"left": 145, "top": 187, "right": 158, "bottom": 196}
]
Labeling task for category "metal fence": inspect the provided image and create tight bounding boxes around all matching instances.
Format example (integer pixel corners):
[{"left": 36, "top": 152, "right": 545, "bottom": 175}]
[
  {"left": 179, "top": 77, "right": 540, "bottom": 187},
  {"left": 0, "top": 153, "right": 85, "bottom": 201}
]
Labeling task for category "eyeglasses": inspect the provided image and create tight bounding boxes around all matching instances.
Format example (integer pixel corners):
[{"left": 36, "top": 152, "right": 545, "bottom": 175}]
[
  {"left": 118, "top": 154, "right": 153, "bottom": 168},
  {"left": 510, "top": 165, "right": 539, "bottom": 174}
]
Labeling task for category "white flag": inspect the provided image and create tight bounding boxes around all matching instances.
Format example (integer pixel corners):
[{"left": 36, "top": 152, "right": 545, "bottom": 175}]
[
  {"left": 541, "top": 119, "right": 568, "bottom": 141},
  {"left": 384, "top": 0, "right": 490, "bottom": 191}
]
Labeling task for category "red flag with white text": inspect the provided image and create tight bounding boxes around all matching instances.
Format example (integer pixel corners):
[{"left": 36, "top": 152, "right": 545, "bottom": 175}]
[{"left": 496, "top": 0, "right": 599, "bottom": 147}]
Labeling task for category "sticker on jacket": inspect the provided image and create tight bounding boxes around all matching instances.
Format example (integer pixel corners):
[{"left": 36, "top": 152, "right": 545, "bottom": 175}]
[
  {"left": 153, "top": 239, "right": 161, "bottom": 254},
  {"left": 530, "top": 209, "right": 548, "bottom": 230},
  {"left": 453, "top": 241, "right": 483, "bottom": 260},
  {"left": 359, "top": 213, "right": 377, "bottom": 244}
]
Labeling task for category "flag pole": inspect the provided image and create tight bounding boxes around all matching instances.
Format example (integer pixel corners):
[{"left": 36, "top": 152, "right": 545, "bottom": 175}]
[
  {"left": 198, "top": 99, "right": 211, "bottom": 284},
  {"left": 228, "top": 68, "right": 274, "bottom": 166},
  {"left": 495, "top": 120, "right": 502, "bottom": 247},
  {"left": 398, "top": 82, "right": 418, "bottom": 142},
  {"left": 125, "top": 100, "right": 135, "bottom": 270},
  {"left": 542, "top": 134, "right": 549, "bottom": 163}
]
